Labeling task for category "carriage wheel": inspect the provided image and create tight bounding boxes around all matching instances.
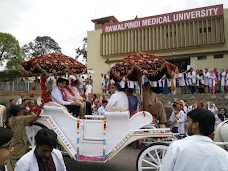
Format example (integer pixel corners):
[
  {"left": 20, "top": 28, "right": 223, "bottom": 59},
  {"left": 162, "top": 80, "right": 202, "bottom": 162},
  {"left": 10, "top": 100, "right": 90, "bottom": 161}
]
[{"left": 136, "top": 142, "right": 169, "bottom": 171}]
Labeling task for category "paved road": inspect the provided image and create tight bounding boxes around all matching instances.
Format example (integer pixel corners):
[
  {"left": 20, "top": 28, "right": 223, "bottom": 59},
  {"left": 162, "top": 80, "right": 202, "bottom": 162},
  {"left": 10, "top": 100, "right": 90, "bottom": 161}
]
[{"left": 64, "top": 145, "right": 142, "bottom": 171}]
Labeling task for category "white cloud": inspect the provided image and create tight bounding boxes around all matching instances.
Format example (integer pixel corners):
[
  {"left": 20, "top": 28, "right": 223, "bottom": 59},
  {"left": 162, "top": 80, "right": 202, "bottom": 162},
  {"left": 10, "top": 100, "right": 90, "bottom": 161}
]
[{"left": 0, "top": 0, "right": 227, "bottom": 63}]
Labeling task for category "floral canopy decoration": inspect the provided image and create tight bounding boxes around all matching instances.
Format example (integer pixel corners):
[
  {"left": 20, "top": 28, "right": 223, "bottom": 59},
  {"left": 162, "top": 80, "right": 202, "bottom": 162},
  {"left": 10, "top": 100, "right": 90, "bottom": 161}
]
[
  {"left": 19, "top": 53, "right": 87, "bottom": 117},
  {"left": 110, "top": 52, "right": 177, "bottom": 82},
  {"left": 20, "top": 53, "right": 87, "bottom": 76}
]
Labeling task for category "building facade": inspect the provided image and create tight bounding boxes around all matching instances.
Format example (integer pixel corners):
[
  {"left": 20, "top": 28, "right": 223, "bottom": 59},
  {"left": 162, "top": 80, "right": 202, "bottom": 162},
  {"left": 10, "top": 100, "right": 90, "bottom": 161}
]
[{"left": 87, "top": 4, "right": 228, "bottom": 94}]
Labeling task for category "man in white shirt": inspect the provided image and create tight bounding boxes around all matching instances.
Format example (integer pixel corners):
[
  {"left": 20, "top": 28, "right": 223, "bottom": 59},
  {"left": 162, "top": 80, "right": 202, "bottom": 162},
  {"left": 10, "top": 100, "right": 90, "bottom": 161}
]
[
  {"left": 16, "top": 95, "right": 24, "bottom": 106},
  {"left": 187, "top": 68, "right": 196, "bottom": 94},
  {"left": 106, "top": 83, "right": 129, "bottom": 111},
  {"left": 0, "top": 128, "right": 14, "bottom": 171},
  {"left": 15, "top": 128, "right": 67, "bottom": 171},
  {"left": 85, "top": 82, "right": 93, "bottom": 101},
  {"left": 178, "top": 71, "right": 188, "bottom": 94},
  {"left": 51, "top": 78, "right": 80, "bottom": 117},
  {"left": 160, "top": 108, "right": 228, "bottom": 171},
  {"left": 204, "top": 68, "right": 210, "bottom": 93}
]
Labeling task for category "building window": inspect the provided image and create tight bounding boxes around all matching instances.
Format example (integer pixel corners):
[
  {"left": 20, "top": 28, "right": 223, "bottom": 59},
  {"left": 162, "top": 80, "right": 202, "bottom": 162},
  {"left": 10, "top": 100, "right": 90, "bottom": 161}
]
[
  {"left": 208, "top": 27, "right": 211, "bottom": 32},
  {"left": 204, "top": 28, "right": 207, "bottom": 33},
  {"left": 166, "top": 31, "right": 176, "bottom": 37},
  {"left": 199, "top": 27, "right": 211, "bottom": 33},
  {"left": 197, "top": 55, "right": 207, "bottom": 60},
  {"left": 214, "top": 54, "right": 224, "bottom": 59}
]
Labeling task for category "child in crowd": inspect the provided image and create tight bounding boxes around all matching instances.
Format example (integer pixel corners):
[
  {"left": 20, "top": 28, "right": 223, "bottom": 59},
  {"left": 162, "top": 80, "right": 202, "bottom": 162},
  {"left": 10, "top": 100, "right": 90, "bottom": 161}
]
[
  {"left": 169, "top": 102, "right": 186, "bottom": 135},
  {"left": 97, "top": 100, "right": 108, "bottom": 115}
]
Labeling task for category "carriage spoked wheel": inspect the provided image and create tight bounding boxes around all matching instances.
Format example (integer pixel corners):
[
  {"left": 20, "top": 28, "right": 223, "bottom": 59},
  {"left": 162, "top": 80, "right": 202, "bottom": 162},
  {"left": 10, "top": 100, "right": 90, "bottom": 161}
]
[
  {"left": 26, "top": 123, "right": 69, "bottom": 156},
  {"left": 137, "top": 142, "right": 169, "bottom": 171}
]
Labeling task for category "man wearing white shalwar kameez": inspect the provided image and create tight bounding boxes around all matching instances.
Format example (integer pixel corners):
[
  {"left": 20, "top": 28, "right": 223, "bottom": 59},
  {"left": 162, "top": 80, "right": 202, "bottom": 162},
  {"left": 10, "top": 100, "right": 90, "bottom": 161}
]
[{"left": 178, "top": 72, "right": 188, "bottom": 94}]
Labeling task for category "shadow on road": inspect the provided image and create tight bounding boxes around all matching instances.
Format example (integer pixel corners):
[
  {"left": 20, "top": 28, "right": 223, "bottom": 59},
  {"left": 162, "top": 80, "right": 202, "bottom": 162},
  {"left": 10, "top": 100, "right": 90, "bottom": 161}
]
[{"left": 64, "top": 145, "right": 141, "bottom": 171}]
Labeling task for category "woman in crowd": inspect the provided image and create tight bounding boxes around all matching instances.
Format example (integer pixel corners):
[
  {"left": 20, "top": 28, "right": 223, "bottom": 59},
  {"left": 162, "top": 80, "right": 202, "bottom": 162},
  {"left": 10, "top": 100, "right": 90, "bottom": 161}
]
[
  {"left": 208, "top": 69, "right": 216, "bottom": 94},
  {"left": 217, "top": 108, "right": 227, "bottom": 122}
]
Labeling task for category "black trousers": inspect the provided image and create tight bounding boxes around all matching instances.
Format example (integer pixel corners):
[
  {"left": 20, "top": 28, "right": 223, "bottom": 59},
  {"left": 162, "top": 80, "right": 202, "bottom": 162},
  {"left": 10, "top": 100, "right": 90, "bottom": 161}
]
[
  {"left": 86, "top": 101, "right": 92, "bottom": 115},
  {"left": 65, "top": 105, "right": 80, "bottom": 117},
  {"left": 171, "top": 127, "right": 178, "bottom": 133}
]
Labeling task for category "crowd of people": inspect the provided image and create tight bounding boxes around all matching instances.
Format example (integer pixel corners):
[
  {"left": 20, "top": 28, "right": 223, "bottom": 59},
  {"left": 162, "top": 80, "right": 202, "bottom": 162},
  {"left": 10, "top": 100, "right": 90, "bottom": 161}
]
[
  {"left": 1, "top": 71, "right": 228, "bottom": 171},
  {"left": 102, "top": 68, "right": 228, "bottom": 95}
]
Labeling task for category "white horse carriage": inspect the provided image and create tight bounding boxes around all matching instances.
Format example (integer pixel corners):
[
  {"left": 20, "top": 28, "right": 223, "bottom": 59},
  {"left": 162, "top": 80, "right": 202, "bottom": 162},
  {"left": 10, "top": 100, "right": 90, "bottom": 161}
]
[
  {"left": 26, "top": 102, "right": 173, "bottom": 171},
  {"left": 25, "top": 101, "right": 228, "bottom": 171},
  {"left": 19, "top": 52, "right": 228, "bottom": 170}
]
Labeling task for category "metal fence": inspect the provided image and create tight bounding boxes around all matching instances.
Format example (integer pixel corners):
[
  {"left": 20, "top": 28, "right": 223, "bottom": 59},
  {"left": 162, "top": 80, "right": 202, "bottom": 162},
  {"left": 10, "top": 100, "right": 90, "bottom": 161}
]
[{"left": 0, "top": 81, "right": 41, "bottom": 91}]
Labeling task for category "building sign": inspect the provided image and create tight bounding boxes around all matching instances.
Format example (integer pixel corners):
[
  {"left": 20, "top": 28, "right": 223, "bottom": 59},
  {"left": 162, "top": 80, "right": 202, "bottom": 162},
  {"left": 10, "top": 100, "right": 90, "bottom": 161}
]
[{"left": 102, "top": 4, "right": 223, "bottom": 33}]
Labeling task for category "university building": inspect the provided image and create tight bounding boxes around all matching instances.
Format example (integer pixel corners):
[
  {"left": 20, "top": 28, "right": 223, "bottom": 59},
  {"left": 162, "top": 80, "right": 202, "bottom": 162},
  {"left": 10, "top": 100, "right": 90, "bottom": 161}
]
[{"left": 87, "top": 4, "right": 228, "bottom": 94}]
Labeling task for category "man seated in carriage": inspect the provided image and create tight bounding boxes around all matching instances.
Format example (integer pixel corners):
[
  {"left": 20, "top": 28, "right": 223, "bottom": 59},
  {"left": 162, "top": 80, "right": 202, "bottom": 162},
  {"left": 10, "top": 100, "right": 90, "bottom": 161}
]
[
  {"left": 126, "top": 88, "right": 138, "bottom": 114},
  {"left": 71, "top": 79, "right": 92, "bottom": 117},
  {"left": 143, "top": 82, "right": 171, "bottom": 128},
  {"left": 51, "top": 77, "right": 80, "bottom": 117},
  {"left": 97, "top": 100, "right": 108, "bottom": 115},
  {"left": 105, "top": 83, "right": 129, "bottom": 112}
]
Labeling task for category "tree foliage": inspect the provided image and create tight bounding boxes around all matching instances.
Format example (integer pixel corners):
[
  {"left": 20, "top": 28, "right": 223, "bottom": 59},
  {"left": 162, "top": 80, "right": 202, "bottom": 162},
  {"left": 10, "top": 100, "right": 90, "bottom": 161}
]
[
  {"left": 6, "top": 57, "right": 24, "bottom": 70},
  {"left": 0, "top": 32, "right": 21, "bottom": 65},
  {"left": 75, "top": 37, "right": 87, "bottom": 62},
  {"left": 22, "top": 36, "right": 62, "bottom": 59}
]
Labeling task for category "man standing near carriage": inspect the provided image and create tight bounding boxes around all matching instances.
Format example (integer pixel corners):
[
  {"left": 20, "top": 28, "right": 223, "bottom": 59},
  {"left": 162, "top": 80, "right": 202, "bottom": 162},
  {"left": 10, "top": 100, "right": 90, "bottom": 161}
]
[{"left": 14, "top": 128, "right": 67, "bottom": 171}]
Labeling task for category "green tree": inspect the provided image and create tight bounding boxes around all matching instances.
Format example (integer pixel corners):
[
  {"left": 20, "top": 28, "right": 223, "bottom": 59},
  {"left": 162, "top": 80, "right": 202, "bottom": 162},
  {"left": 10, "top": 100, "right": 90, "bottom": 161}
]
[
  {"left": 22, "top": 36, "right": 62, "bottom": 59},
  {"left": 0, "top": 32, "right": 21, "bottom": 65},
  {"left": 76, "top": 37, "right": 87, "bottom": 62},
  {"left": 6, "top": 57, "right": 24, "bottom": 69}
]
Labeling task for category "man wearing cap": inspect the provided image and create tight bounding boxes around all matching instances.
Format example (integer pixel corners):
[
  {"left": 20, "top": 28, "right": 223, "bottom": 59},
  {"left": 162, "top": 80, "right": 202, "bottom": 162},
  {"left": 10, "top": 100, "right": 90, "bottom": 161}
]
[
  {"left": 0, "top": 127, "right": 14, "bottom": 171},
  {"left": 160, "top": 108, "right": 228, "bottom": 171}
]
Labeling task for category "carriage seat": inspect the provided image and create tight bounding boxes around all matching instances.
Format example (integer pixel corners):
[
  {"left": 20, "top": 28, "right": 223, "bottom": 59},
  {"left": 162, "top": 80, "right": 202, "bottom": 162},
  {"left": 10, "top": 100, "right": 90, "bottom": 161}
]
[
  {"left": 40, "top": 102, "right": 75, "bottom": 123},
  {"left": 129, "top": 111, "right": 153, "bottom": 130},
  {"left": 104, "top": 111, "right": 153, "bottom": 133}
]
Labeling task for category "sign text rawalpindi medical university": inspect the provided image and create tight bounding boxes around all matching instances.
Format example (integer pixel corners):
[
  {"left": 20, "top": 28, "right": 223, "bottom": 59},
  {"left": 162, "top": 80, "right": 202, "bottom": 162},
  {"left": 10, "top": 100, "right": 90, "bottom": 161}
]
[{"left": 102, "top": 4, "right": 223, "bottom": 33}]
